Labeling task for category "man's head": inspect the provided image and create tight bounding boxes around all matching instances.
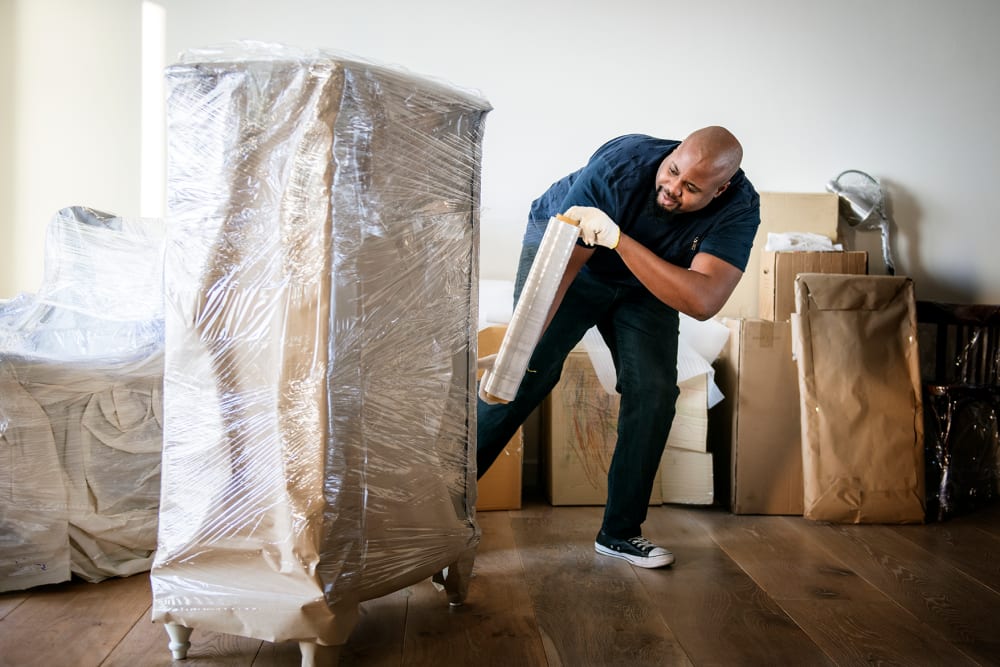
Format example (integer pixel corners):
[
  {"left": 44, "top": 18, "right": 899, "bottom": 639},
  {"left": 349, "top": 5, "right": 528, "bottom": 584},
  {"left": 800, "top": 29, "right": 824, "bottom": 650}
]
[{"left": 653, "top": 126, "right": 743, "bottom": 213}]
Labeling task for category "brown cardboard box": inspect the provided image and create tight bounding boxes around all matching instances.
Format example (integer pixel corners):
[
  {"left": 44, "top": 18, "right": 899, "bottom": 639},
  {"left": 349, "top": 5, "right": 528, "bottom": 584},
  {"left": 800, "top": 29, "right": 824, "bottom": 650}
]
[
  {"left": 720, "top": 192, "right": 839, "bottom": 319},
  {"left": 543, "top": 347, "right": 712, "bottom": 506},
  {"left": 714, "top": 319, "right": 804, "bottom": 515},
  {"left": 759, "top": 251, "right": 868, "bottom": 321},
  {"left": 477, "top": 326, "right": 523, "bottom": 510},
  {"left": 792, "top": 274, "right": 925, "bottom": 523},
  {"left": 544, "top": 347, "right": 664, "bottom": 506}
]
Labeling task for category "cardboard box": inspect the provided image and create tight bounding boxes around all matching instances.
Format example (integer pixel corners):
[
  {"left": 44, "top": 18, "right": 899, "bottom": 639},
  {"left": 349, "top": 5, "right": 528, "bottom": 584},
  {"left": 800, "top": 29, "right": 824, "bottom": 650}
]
[
  {"left": 476, "top": 326, "right": 523, "bottom": 510},
  {"left": 792, "top": 274, "right": 925, "bottom": 523},
  {"left": 719, "top": 192, "right": 839, "bottom": 319},
  {"left": 660, "top": 447, "right": 713, "bottom": 505},
  {"left": 544, "top": 347, "right": 664, "bottom": 506},
  {"left": 759, "top": 251, "right": 868, "bottom": 321},
  {"left": 713, "top": 319, "right": 804, "bottom": 515},
  {"left": 543, "top": 348, "right": 711, "bottom": 506}
]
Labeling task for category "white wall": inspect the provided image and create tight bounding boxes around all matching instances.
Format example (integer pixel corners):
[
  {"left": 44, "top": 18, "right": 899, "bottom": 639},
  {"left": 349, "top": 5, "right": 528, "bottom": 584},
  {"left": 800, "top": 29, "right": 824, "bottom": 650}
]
[
  {"left": 0, "top": 0, "right": 15, "bottom": 297},
  {"left": 2, "top": 0, "right": 142, "bottom": 298},
  {"left": 4, "top": 0, "right": 1000, "bottom": 304}
]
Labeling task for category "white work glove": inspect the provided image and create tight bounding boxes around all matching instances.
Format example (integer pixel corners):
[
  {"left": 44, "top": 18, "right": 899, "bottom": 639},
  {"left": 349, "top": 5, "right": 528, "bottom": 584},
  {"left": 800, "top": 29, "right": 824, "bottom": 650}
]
[
  {"left": 564, "top": 205, "right": 621, "bottom": 249},
  {"left": 477, "top": 354, "right": 503, "bottom": 404}
]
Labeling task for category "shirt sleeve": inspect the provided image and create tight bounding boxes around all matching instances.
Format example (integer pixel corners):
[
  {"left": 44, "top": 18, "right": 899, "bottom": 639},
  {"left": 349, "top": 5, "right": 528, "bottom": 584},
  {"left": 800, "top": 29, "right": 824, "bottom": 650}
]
[{"left": 697, "top": 189, "right": 761, "bottom": 272}]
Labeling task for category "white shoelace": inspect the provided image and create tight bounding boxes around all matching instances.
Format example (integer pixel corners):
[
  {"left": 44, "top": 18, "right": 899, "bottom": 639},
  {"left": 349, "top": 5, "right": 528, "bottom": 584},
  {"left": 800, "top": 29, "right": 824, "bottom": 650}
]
[{"left": 628, "top": 536, "right": 657, "bottom": 551}]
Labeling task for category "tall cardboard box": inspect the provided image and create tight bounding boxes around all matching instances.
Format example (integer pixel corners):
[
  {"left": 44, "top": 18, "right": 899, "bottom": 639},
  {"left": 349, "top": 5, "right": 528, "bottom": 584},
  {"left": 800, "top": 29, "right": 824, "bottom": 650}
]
[
  {"left": 759, "top": 251, "right": 868, "bottom": 321},
  {"left": 477, "top": 326, "right": 524, "bottom": 510},
  {"left": 713, "top": 319, "right": 804, "bottom": 515},
  {"left": 720, "top": 192, "right": 839, "bottom": 319}
]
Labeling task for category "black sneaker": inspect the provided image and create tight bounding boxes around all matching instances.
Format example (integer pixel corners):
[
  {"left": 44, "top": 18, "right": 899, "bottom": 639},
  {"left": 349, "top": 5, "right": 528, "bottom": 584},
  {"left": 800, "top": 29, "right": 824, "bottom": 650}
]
[{"left": 594, "top": 531, "right": 675, "bottom": 568}]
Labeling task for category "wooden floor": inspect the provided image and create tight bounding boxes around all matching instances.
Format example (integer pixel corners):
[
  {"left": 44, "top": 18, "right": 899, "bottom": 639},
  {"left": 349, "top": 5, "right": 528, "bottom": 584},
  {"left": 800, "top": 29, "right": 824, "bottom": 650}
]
[{"left": 3, "top": 495, "right": 1000, "bottom": 666}]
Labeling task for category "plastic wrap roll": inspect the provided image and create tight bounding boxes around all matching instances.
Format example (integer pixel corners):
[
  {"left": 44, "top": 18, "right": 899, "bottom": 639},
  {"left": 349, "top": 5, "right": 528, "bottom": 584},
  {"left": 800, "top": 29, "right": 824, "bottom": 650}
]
[{"left": 481, "top": 214, "right": 579, "bottom": 402}]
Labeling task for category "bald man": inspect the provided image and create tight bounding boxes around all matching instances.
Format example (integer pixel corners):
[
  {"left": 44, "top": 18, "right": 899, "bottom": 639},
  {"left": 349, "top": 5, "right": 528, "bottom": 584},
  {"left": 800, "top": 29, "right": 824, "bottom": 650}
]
[{"left": 477, "top": 128, "right": 760, "bottom": 568}]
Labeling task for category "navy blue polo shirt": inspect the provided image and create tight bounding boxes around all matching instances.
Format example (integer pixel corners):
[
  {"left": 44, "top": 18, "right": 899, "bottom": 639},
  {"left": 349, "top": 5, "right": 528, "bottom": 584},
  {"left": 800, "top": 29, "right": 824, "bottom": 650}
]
[{"left": 524, "top": 134, "right": 760, "bottom": 286}]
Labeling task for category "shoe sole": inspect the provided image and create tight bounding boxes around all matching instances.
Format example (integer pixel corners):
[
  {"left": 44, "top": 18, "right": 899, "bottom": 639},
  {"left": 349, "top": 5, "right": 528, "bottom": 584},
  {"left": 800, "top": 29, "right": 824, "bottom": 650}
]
[{"left": 594, "top": 542, "right": 675, "bottom": 568}]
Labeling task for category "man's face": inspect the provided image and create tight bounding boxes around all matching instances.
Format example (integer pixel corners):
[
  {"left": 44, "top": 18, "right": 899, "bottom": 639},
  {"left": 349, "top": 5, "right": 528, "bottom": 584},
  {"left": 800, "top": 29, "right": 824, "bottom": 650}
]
[{"left": 653, "top": 143, "right": 730, "bottom": 213}]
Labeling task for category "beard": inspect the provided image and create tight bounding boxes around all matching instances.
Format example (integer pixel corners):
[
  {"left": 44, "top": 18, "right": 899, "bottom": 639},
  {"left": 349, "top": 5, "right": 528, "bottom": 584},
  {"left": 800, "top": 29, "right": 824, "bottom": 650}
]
[{"left": 643, "top": 186, "right": 676, "bottom": 224}]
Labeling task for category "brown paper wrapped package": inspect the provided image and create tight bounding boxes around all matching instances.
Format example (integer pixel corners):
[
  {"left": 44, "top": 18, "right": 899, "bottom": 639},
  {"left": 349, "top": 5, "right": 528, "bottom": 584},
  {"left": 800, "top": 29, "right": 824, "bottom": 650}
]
[{"left": 792, "top": 273, "right": 925, "bottom": 523}]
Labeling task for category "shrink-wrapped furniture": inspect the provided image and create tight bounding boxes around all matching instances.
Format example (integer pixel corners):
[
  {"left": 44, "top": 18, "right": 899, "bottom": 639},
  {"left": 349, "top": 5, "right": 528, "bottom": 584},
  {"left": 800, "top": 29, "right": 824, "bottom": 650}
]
[
  {"left": 150, "top": 45, "right": 490, "bottom": 662},
  {"left": 0, "top": 207, "right": 165, "bottom": 592},
  {"left": 917, "top": 301, "right": 1000, "bottom": 520}
]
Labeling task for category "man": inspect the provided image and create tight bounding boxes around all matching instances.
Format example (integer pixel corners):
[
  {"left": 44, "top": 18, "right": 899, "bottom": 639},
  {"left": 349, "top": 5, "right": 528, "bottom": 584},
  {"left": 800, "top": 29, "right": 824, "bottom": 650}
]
[{"left": 477, "top": 126, "right": 760, "bottom": 568}]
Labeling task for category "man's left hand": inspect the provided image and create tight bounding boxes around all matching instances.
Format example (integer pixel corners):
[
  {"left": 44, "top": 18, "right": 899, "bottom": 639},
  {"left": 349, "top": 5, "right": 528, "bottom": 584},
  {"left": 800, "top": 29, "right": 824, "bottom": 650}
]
[{"left": 564, "top": 206, "right": 621, "bottom": 249}]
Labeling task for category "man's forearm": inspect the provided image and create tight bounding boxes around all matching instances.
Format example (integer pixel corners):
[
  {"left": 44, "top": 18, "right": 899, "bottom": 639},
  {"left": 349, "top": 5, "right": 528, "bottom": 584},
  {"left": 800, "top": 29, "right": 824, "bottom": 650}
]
[{"left": 614, "top": 234, "right": 742, "bottom": 320}]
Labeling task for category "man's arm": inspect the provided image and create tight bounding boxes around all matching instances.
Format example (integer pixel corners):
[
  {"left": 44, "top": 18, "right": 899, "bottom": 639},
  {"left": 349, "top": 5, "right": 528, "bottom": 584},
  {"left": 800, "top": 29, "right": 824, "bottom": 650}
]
[{"left": 613, "top": 234, "right": 742, "bottom": 320}]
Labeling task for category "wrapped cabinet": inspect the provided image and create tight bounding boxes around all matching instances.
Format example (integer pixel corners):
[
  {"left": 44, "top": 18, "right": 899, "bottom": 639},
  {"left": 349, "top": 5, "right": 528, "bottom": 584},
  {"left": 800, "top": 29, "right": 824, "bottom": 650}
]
[{"left": 150, "top": 45, "right": 490, "bottom": 660}]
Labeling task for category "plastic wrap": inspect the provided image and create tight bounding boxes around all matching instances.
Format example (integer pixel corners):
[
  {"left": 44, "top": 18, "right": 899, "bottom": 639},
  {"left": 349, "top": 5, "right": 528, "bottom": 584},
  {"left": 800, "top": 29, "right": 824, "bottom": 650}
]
[
  {"left": 924, "top": 386, "right": 1000, "bottom": 521},
  {"left": 0, "top": 207, "right": 165, "bottom": 592},
  {"left": 480, "top": 215, "right": 578, "bottom": 402},
  {"left": 917, "top": 301, "right": 1000, "bottom": 520},
  {"left": 150, "top": 43, "right": 490, "bottom": 646}
]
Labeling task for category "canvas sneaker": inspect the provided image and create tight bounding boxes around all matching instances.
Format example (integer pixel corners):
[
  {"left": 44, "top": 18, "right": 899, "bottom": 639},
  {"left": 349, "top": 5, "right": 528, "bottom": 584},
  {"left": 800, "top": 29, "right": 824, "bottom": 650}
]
[{"left": 594, "top": 531, "right": 675, "bottom": 568}]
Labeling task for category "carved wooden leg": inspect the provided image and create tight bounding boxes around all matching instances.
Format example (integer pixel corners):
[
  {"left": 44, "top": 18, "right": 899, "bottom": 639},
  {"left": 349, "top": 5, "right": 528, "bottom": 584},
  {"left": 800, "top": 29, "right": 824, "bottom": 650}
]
[
  {"left": 165, "top": 623, "right": 193, "bottom": 660},
  {"left": 298, "top": 641, "right": 342, "bottom": 667}
]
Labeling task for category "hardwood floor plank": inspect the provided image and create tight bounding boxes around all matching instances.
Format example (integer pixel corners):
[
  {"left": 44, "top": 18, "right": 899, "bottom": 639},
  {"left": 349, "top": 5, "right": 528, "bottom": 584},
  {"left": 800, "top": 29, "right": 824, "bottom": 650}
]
[
  {"left": 5, "top": 501, "right": 1000, "bottom": 665},
  {"left": 711, "top": 515, "right": 988, "bottom": 665},
  {"left": 640, "top": 506, "right": 835, "bottom": 666},
  {"left": 946, "top": 501, "right": 1000, "bottom": 539},
  {"left": 689, "top": 511, "right": 886, "bottom": 602},
  {"left": 813, "top": 521, "right": 1000, "bottom": 663},
  {"left": 401, "top": 510, "right": 547, "bottom": 666},
  {"left": 0, "top": 574, "right": 151, "bottom": 667},
  {"left": 511, "top": 504, "right": 692, "bottom": 666},
  {"left": 779, "top": 600, "right": 979, "bottom": 666},
  {"left": 103, "top": 605, "right": 266, "bottom": 667},
  {"left": 890, "top": 513, "right": 1000, "bottom": 595},
  {"left": 335, "top": 587, "right": 409, "bottom": 666},
  {"left": 0, "top": 590, "right": 29, "bottom": 620}
]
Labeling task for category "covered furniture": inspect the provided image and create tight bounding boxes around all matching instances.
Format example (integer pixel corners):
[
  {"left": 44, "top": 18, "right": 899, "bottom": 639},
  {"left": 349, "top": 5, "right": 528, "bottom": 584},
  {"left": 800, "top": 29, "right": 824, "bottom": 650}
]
[
  {"left": 0, "top": 207, "right": 165, "bottom": 592},
  {"left": 150, "top": 44, "right": 490, "bottom": 663}
]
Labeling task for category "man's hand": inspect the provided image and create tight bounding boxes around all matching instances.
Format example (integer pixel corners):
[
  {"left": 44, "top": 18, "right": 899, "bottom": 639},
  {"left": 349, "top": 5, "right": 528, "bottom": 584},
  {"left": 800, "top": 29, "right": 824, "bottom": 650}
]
[
  {"left": 477, "top": 354, "right": 503, "bottom": 404},
  {"left": 564, "top": 205, "right": 621, "bottom": 249}
]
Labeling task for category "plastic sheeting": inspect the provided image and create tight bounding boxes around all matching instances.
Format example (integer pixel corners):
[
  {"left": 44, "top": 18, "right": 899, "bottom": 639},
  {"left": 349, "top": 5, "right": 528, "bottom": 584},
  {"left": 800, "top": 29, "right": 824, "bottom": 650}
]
[
  {"left": 150, "top": 43, "right": 490, "bottom": 647},
  {"left": 917, "top": 301, "right": 1000, "bottom": 520},
  {"left": 480, "top": 215, "right": 578, "bottom": 403},
  {"left": 0, "top": 207, "right": 165, "bottom": 592}
]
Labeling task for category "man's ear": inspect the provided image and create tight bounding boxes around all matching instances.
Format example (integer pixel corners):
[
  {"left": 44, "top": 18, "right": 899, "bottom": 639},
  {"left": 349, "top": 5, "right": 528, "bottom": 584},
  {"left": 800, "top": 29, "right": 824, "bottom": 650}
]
[{"left": 713, "top": 181, "right": 731, "bottom": 198}]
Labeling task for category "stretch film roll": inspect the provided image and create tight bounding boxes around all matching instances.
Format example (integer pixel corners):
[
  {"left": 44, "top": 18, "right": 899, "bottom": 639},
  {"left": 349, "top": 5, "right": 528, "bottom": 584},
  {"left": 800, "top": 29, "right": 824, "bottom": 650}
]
[{"left": 481, "top": 214, "right": 579, "bottom": 402}]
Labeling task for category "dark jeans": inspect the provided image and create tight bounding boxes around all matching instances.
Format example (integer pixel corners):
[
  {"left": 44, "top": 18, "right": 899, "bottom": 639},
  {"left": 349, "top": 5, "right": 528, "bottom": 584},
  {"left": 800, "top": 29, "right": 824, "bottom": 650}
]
[{"left": 478, "top": 244, "right": 680, "bottom": 539}]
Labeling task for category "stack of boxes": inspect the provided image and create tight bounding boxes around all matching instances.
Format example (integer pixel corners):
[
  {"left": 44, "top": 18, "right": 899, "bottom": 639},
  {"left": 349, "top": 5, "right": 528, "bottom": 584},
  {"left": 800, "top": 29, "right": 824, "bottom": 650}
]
[
  {"left": 712, "top": 193, "right": 868, "bottom": 514},
  {"left": 476, "top": 326, "right": 524, "bottom": 511},
  {"left": 543, "top": 347, "right": 714, "bottom": 506}
]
